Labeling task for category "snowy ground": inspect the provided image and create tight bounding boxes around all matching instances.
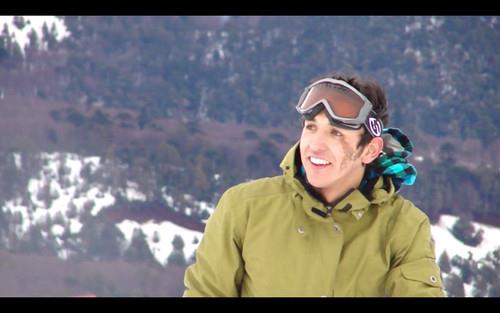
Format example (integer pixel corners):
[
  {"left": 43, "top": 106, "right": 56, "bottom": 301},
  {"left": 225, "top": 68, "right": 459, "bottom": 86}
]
[
  {"left": 1, "top": 151, "right": 499, "bottom": 293},
  {"left": 117, "top": 219, "right": 202, "bottom": 266},
  {"left": 431, "top": 214, "right": 500, "bottom": 262}
]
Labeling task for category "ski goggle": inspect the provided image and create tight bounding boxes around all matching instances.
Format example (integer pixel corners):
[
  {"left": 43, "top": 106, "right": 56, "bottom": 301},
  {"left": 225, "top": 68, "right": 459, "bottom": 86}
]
[{"left": 296, "top": 78, "right": 383, "bottom": 137}]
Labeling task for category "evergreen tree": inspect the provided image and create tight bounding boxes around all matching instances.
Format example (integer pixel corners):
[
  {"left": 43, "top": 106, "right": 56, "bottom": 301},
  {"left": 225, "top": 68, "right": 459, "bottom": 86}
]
[
  {"left": 124, "top": 228, "right": 156, "bottom": 263},
  {"left": 172, "top": 234, "right": 185, "bottom": 250},
  {"left": 25, "top": 29, "right": 40, "bottom": 59},
  {"left": 1, "top": 23, "right": 10, "bottom": 49},
  {"left": 439, "top": 142, "right": 456, "bottom": 165},
  {"left": 480, "top": 249, "right": 500, "bottom": 296},
  {"left": 451, "top": 254, "right": 477, "bottom": 285},
  {"left": 37, "top": 180, "right": 53, "bottom": 209},
  {"left": 152, "top": 230, "right": 160, "bottom": 244},
  {"left": 17, "top": 224, "right": 46, "bottom": 255},
  {"left": 188, "top": 251, "right": 196, "bottom": 265},
  {"left": 193, "top": 161, "right": 210, "bottom": 194},
  {"left": 9, "top": 40, "right": 23, "bottom": 64},
  {"left": 167, "top": 235, "right": 186, "bottom": 266},
  {"left": 472, "top": 273, "right": 488, "bottom": 297},
  {"left": 41, "top": 22, "right": 50, "bottom": 50},
  {"left": 66, "top": 200, "right": 78, "bottom": 219},
  {"left": 50, "top": 21, "right": 59, "bottom": 36},
  {"left": 52, "top": 211, "right": 66, "bottom": 226},
  {"left": 488, "top": 281, "right": 500, "bottom": 297},
  {"left": 451, "top": 216, "right": 483, "bottom": 247},
  {"left": 0, "top": 34, "right": 8, "bottom": 61},
  {"left": 444, "top": 273, "right": 465, "bottom": 297},
  {"left": 438, "top": 251, "right": 451, "bottom": 274},
  {"left": 13, "top": 16, "right": 26, "bottom": 30},
  {"left": 0, "top": 209, "right": 8, "bottom": 248},
  {"left": 156, "top": 142, "right": 182, "bottom": 167},
  {"left": 79, "top": 217, "right": 124, "bottom": 261},
  {"left": 243, "top": 130, "right": 260, "bottom": 140},
  {"left": 47, "top": 128, "right": 58, "bottom": 145},
  {"left": 90, "top": 109, "right": 111, "bottom": 126},
  {"left": 137, "top": 107, "right": 150, "bottom": 130}
]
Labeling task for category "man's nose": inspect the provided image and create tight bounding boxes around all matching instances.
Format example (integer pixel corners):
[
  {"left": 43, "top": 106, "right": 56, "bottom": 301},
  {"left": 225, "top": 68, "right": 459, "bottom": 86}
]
[{"left": 309, "top": 133, "right": 328, "bottom": 152}]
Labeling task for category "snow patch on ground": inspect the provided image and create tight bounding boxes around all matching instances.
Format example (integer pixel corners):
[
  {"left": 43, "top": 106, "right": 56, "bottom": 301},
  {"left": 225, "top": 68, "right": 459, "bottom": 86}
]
[
  {"left": 431, "top": 215, "right": 500, "bottom": 262},
  {"left": 117, "top": 219, "right": 203, "bottom": 266}
]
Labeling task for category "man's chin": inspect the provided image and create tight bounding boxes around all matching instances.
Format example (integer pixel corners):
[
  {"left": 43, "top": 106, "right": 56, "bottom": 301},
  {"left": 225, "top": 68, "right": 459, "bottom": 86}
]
[{"left": 307, "top": 179, "right": 331, "bottom": 190}]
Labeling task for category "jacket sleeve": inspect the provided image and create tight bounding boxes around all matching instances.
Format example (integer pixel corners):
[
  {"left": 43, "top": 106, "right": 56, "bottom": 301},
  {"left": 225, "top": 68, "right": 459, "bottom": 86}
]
[
  {"left": 183, "top": 188, "right": 246, "bottom": 297},
  {"left": 385, "top": 202, "right": 445, "bottom": 297}
]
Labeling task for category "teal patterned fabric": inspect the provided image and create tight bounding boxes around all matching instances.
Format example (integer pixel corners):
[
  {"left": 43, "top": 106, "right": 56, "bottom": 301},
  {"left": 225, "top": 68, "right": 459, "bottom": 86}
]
[{"left": 360, "top": 127, "right": 417, "bottom": 192}]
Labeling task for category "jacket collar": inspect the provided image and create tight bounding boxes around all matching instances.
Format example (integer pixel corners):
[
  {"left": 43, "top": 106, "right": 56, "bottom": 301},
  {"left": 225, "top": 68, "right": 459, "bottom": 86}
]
[{"left": 280, "top": 142, "right": 395, "bottom": 222}]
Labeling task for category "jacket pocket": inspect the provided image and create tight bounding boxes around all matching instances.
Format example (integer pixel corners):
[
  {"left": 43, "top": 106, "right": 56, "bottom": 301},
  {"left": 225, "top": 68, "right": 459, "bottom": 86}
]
[{"left": 400, "top": 258, "right": 443, "bottom": 289}]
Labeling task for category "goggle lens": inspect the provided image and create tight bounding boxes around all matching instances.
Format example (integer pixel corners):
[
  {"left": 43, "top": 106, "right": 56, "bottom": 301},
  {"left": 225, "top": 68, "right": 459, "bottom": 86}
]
[{"left": 299, "top": 83, "right": 364, "bottom": 119}]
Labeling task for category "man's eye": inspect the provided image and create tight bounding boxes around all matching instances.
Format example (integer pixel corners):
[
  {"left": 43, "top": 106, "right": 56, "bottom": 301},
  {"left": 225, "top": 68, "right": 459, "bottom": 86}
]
[
  {"left": 331, "top": 130, "right": 343, "bottom": 137},
  {"left": 305, "top": 124, "right": 315, "bottom": 130}
]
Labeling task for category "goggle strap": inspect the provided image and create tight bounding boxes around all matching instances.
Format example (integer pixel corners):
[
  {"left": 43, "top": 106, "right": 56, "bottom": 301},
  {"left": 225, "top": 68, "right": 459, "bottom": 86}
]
[{"left": 364, "top": 111, "right": 383, "bottom": 137}]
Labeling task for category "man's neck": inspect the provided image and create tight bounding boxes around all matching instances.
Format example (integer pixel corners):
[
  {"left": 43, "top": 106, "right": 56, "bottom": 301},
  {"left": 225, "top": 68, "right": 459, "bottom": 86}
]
[{"left": 318, "top": 169, "right": 365, "bottom": 204}]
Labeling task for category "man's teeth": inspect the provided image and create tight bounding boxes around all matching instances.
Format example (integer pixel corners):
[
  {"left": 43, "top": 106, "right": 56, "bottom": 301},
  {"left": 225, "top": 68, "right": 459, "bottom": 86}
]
[{"left": 310, "top": 156, "right": 331, "bottom": 165}]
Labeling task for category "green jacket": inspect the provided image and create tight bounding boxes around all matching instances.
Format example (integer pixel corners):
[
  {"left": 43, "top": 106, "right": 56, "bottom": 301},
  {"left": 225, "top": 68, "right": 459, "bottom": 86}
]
[{"left": 183, "top": 143, "right": 444, "bottom": 297}]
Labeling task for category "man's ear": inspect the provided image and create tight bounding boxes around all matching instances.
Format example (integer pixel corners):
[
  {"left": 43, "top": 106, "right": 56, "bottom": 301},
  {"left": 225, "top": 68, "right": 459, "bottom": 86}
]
[{"left": 361, "top": 137, "right": 384, "bottom": 165}]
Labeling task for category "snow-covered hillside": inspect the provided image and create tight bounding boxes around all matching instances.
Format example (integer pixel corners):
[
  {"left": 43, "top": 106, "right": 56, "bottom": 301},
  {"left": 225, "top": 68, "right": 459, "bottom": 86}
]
[
  {"left": 0, "top": 150, "right": 498, "bottom": 296},
  {"left": 4, "top": 152, "right": 112, "bottom": 238},
  {"left": 0, "top": 16, "right": 69, "bottom": 53},
  {"left": 0, "top": 151, "right": 209, "bottom": 265}
]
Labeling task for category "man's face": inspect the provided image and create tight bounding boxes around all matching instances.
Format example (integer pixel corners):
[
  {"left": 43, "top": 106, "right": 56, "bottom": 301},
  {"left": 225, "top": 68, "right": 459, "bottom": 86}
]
[{"left": 299, "top": 110, "right": 366, "bottom": 191}]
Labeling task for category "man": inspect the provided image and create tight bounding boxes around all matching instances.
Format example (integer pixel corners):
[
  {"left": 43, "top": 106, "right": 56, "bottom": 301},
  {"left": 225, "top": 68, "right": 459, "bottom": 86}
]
[{"left": 183, "top": 74, "right": 444, "bottom": 297}]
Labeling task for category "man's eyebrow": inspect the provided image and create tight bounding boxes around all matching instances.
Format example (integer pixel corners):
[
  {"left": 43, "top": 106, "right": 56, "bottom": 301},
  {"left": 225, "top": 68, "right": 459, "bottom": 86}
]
[
  {"left": 329, "top": 123, "right": 343, "bottom": 130},
  {"left": 304, "top": 116, "right": 317, "bottom": 122},
  {"left": 304, "top": 118, "right": 345, "bottom": 132},
  {"left": 325, "top": 122, "right": 349, "bottom": 134}
]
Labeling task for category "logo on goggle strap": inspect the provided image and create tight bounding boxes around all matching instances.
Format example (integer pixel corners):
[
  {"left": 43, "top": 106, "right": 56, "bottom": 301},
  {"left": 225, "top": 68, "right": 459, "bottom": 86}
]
[{"left": 368, "top": 117, "right": 382, "bottom": 137}]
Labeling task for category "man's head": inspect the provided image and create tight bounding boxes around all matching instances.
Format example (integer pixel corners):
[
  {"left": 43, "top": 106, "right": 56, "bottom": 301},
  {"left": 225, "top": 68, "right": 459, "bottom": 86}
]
[{"left": 297, "top": 73, "right": 389, "bottom": 193}]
